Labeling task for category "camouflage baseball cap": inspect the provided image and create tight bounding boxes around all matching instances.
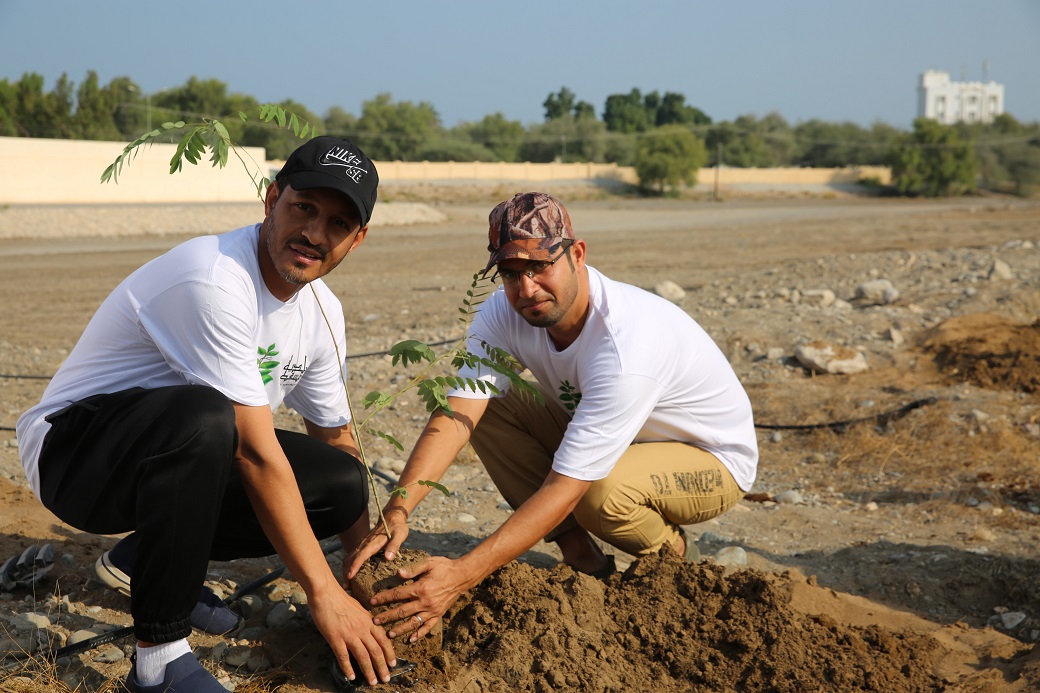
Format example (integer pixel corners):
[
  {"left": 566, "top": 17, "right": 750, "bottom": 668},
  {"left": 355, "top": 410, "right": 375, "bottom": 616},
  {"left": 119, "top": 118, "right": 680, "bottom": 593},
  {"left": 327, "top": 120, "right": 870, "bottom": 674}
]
[{"left": 485, "top": 192, "right": 575, "bottom": 272}]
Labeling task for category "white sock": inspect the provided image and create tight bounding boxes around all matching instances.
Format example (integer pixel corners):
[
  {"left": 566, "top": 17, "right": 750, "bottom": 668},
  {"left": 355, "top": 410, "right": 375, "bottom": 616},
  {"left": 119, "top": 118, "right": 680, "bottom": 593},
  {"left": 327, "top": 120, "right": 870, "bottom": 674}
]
[{"left": 136, "top": 639, "right": 192, "bottom": 686}]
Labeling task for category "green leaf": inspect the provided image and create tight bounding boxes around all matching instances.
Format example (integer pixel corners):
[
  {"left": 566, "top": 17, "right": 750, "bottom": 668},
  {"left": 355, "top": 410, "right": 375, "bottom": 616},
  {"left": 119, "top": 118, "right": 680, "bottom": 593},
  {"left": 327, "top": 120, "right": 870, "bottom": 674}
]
[
  {"left": 390, "top": 487, "right": 408, "bottom": 499},
  {"left": 258, "top": 360, "right": 279, "bottom": 369},
  {"left": 375, "top": 430, "right": 404, "bottom": 451},
  {"left": 361, "top": 390, "right": 393, "bottom": 410},
  {"left": 388, "top": 340, "right": 437, "bottom": 367},
  {"left": 417, "top": 380, "right": 452, "bottom": 415},
  {"left": 418, "top": 480, "right": 451, "bottom": 497},
  {"left": 212, "top": 120, "right": 230, "bottom": 142}
]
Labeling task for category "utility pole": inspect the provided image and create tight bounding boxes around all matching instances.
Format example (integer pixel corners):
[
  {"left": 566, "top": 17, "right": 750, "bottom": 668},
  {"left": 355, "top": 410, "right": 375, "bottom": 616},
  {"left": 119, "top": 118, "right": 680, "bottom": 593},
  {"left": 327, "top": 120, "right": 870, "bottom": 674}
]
[{"left": 714, "top": 140, "right": 722, "bottom": 202}]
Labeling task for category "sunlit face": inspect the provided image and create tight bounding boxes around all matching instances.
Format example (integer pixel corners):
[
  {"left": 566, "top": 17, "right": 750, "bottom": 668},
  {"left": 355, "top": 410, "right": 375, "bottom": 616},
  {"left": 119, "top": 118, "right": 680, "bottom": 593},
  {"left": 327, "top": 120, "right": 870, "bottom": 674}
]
[
  {"left": 259, "top": 182, "right": 367, "bottom": 301},
  {"left": 498, "top": 244, "right": 581, "bottom": 329}
]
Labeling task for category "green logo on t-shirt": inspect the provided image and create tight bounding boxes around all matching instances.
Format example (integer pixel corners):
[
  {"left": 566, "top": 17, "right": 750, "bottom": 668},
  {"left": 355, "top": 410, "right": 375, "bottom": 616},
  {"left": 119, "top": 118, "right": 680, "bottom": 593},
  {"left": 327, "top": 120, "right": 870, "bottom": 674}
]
[
  {"left": 257, "top": 343, "right": 280, "bottom": 385},
  {"left": 558, "top": 380, "right": 582, "bottom": 411}
]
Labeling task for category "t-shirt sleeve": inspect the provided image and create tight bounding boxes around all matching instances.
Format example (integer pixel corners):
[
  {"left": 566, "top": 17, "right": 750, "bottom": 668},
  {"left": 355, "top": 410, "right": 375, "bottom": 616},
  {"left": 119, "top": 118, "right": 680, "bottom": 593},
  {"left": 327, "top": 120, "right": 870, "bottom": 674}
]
[
  {"left": 283, "top": 309, "right": 351, "bottom": 428},
  {"left": 551, "top": 372, "right": 664, "bottom": 481},
  {"left": 137, "top": 280, "right": 269, "bottom": 406}
]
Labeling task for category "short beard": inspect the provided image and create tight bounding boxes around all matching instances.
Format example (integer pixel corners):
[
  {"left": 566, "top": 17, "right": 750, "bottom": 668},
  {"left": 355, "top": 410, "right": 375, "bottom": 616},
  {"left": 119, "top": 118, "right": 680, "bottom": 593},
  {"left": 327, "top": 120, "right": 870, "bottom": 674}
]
[{"left": 264, "top": 221, "right": 330, "bottom": 286}]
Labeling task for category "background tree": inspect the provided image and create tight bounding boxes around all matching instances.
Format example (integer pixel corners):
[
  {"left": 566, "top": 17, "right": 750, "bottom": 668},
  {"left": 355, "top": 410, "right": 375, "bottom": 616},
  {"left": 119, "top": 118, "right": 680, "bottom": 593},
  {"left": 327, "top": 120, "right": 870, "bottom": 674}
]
[
  {"left": 356, "top": 92, "right": 442, "bottom": 161},
  {"left": 706, "top": 120, "right": 775, "bottom": 168},
  {"left": 543, "top": 87, "right": 594, "bottom": 122},
  {"left": 603, "top": 88, "right": 652, "bottom": 133},
  {"left": 963, "top": 114, "right": 1040, "bottom": 197},
  {"left": 453, "top": 112, "right": 525, "bottom": 162},
  {"left": 0, "top": 79, "right": 19, "bottom": 136},
  {"left": 13, "top": 72, "right": 74, "bottom": 138},
  {"left": 888, "top": 118, "right": 977, "bottom": 197},
  {"left": 655, "top": 91, "right": 711, "bottom": 128},
  {"left": 414, "top": 135, "right": 497, "bottom": 162},
  {"left": 323, "top": 106, "right": 358, "bottom": 137},
  {"left": 634, "top": 124, "right": 707, "bottom": 194},
  {"left": 520, "top": 115, "right": 608, "bottom": 163},
  {"left": 71, "top": 71, "right": 121, "bottom": 141}
]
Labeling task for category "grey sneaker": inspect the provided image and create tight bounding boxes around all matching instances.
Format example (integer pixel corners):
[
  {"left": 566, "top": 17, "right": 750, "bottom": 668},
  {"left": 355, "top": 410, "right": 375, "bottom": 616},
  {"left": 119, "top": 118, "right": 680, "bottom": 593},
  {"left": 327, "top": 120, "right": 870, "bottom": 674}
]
[
  {"left": 95, "top": 549, "right": 131, "bottom": 596},
  {"left": 96, "top": 536, "right": 243, "bottom": 637},
  {"left": 123, "top": 651, "right": 228, "bottom": 692}
]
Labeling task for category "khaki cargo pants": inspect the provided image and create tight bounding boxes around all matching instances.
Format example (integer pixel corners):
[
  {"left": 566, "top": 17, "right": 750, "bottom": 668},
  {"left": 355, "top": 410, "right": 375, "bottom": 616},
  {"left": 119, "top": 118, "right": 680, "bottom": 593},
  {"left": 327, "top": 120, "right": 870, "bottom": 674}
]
[{"left": 469, "top": 384, "right": 744, "bottom": 557}]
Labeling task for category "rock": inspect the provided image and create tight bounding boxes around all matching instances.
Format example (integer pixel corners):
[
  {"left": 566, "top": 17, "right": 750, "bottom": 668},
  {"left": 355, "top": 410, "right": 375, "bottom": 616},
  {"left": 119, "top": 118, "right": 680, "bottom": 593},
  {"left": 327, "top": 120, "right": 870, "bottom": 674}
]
[
  {"left": 714, "top": 546, "right": 748, "bottom": 569},
  {"left": 794, "top": 340, "right": 869, "bottom": 374},
  {"left": 854, "top": 279, "right": 899, "bottom": 305},
  {"left": 265, "top": 602, "right": 296, "bottom": 628},
  {"left": 9, "top": 612, "right": 51, "bottom": 629},
  {"left": 1001, "top": 611, "right": 1028, "bottom": 630},
  {"left": 884, "top": 327, "right": 905, "bottom": 345},
  {"left": 224, "top": 644, "right": 253, "bottom": 668},
  {"left": 774, "top": 490, "right": 803, "bottom": 505},
  {"left": 94, "top": 644, "right": 125, "bottom": 663},
  {"left": 211, "top": 641, "right": 229, "bottom": 661},
  {"left": 68, "top": 629, "right": 102, "bottom": 645},
  {"left": 456, "top": 513, "right": 477, "bottom": 523},
  {"left": 800, "top": 289, "right": 836, "bottom": 307},
  {"left": 970, "top": 527, "right": 996, "bottom": 542},
  {"left": 989, "top": 259, "right": 1013, "bottom": 281},
  {"left": 237, "top": 595, "right": 264, "bottom": 619},
  {"left": 653, "top": 280, "right": 686, "bottom": 302}
]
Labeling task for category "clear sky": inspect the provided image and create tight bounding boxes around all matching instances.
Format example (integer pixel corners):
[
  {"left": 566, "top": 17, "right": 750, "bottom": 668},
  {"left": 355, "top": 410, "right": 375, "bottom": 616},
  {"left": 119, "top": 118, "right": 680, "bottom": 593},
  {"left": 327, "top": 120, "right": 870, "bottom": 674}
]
[{"left": 1, "top": 0, "right": 1037, "bottom": 130}]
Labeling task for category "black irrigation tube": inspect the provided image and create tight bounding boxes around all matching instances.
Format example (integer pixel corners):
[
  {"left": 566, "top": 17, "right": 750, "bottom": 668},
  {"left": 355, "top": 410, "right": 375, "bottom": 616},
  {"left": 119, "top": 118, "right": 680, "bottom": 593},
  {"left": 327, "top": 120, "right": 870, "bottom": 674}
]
[{"left": 753, "top": 396, "right": 939, "bottom": 432}]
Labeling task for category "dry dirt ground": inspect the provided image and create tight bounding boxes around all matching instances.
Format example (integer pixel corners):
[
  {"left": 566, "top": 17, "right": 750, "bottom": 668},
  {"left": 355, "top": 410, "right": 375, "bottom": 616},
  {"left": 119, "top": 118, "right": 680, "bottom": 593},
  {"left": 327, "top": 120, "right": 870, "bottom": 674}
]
[{"left": 1, "top": 185, "right": 1039, "bottom": 692}]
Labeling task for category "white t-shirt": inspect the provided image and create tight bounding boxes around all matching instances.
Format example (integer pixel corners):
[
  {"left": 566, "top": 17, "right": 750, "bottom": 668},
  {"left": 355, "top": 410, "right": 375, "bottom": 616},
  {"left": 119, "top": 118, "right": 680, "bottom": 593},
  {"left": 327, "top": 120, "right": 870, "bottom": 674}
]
[
  {"left": 17, "top": 224, "right": 351, "bottom": 497},
  {"left": 453, "top": 267, "right": 758, "bottom": 491}
]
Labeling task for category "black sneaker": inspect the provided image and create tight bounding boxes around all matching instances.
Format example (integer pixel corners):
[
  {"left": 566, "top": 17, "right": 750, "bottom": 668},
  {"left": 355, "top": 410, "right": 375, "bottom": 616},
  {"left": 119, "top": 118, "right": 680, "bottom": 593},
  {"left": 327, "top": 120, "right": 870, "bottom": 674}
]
[{"left": 96, "top": 535, "right": 244, "bottom": 637}]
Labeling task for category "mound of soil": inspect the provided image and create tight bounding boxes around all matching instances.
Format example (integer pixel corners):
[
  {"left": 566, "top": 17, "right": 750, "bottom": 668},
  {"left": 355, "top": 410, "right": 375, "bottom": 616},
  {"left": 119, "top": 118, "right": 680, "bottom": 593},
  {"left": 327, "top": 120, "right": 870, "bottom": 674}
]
[
  {"left": 442, "top": 552, "right": 942, "bottom": 692},
  {"left": 922, "top": 313, "right": 1040, "bottom": 393}
]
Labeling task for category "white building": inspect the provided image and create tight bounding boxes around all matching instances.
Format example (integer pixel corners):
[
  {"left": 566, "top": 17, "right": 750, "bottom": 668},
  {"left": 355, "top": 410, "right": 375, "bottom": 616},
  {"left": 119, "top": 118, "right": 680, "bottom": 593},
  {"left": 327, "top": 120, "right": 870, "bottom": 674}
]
[{"left": 917, "top": 70, "right": 1005, "bottom": 125}]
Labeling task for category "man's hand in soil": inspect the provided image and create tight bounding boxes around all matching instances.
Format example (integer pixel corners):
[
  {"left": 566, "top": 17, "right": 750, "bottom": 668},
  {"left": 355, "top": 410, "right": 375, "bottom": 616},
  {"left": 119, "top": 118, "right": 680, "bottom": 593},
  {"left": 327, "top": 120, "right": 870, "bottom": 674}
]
[
  {"left": 309, "top": 583, "right": 399, "bottom": 685},
  {"left": 346, "top": 507, "right": 411, "bottom": 580},
  {"left": 368, "top": 555, "right": 478, "bottom": 642}
]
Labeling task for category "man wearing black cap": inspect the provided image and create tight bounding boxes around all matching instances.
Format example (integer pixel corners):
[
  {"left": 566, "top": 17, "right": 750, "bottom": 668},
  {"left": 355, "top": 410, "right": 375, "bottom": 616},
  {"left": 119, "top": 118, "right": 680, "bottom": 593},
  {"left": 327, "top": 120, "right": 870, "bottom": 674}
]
[
  {"left": 348, "top": 192, "right": 758, "bottom": 644},
  {"left": 16, "top": 137, "right": 398, "bottom": 691}
]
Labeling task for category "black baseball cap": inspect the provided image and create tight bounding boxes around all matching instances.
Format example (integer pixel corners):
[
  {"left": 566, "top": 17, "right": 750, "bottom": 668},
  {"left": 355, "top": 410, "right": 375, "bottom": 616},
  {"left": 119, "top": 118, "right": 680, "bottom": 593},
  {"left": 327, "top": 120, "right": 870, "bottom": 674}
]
[{"left": 275, "top": 136, "right": 379, "bottom": 228}]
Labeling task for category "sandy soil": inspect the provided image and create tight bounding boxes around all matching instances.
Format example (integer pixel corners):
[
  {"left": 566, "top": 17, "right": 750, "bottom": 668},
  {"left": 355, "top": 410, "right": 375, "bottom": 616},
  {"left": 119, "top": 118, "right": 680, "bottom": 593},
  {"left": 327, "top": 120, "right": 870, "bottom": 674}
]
[{"left": 1, "top": 186, "right": 1039, "bottom": 692}]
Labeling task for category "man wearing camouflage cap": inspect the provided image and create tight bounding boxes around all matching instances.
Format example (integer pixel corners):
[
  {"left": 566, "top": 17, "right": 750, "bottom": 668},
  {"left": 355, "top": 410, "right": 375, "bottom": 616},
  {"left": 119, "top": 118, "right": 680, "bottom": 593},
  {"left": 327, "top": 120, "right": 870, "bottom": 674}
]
[{"left": 349, "top": 192, "right": 758, "bottom": 641}]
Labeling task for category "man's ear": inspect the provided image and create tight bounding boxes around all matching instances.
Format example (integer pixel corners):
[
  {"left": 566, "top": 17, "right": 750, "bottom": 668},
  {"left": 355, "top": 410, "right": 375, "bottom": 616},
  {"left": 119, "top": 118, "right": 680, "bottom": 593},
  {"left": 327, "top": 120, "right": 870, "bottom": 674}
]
[
  {"left": 570, "top": 239, "right": 587, "bottom": 269},
  {"left": 263, "top": 181, "right": 281, "bottom": 217},
  {"left": 346, "top": 226, "right": 369, "bottom": 255}
]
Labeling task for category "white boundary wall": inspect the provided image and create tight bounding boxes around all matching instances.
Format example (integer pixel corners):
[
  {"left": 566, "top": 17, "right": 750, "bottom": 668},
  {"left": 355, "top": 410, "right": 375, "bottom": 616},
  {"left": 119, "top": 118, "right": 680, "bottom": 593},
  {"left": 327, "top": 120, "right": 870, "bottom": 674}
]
[
  {"left": 0, "top": 137, "right": 268, "bottom": 204},
  {"left": 0, "top": 136, "right": 890, "bottom": 204}
]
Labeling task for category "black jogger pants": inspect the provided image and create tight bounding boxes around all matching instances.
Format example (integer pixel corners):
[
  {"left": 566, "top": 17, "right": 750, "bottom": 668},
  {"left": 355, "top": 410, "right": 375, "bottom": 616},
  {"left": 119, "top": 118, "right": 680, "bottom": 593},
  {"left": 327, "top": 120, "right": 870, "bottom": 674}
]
[{"left": 37, "top": 384, "right": 369, "bottom": 643}]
